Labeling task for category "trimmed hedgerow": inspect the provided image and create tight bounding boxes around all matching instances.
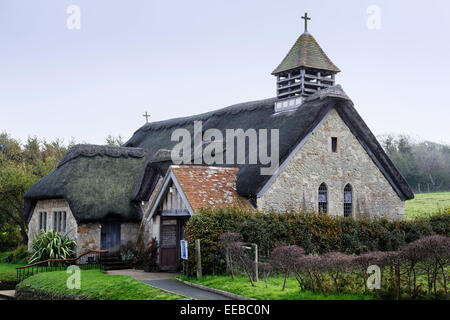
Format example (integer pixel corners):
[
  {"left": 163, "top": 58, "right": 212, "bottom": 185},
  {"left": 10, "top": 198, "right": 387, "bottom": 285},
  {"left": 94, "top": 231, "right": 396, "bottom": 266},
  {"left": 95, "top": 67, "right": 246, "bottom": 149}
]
[{"left": 184, "top": 208, "right": 449, "bottom": 276}]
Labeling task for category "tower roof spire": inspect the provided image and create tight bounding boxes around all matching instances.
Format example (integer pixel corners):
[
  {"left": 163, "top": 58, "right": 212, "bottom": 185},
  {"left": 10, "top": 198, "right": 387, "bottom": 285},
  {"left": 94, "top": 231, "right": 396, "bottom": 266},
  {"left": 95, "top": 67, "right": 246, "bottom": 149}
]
[{"left": 272, "top": 14, "right": 341, "bottom": 99}]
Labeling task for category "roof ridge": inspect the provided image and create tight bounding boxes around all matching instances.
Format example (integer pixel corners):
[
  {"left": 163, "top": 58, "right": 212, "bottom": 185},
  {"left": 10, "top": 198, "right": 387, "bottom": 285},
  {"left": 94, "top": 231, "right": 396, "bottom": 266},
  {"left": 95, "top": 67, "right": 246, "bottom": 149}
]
[
  {"left": 58, "top": 144, "right": 146, "bottom": 168},
  {"left": 128, "top": 97, "right": 278, "bottom": 136}
]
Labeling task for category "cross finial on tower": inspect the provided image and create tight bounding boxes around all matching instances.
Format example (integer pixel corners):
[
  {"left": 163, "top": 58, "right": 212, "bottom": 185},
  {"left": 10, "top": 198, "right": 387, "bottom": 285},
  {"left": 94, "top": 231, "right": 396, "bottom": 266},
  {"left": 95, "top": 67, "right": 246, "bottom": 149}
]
[
  {"left": 301, "top": 12, "right": 311, "bottom": 32},
  {"left": 143, "top": 111, "right": 150, "bottom": 123}
]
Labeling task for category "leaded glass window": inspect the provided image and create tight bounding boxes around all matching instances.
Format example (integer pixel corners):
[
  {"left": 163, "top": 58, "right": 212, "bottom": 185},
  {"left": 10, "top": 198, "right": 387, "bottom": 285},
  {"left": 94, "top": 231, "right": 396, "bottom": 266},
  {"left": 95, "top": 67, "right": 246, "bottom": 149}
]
[
  {"left": 318, "top": 183, "right": 328, "bottom": 213},
  {"left": 39, "top": 211, "right": 47, "bottom": 231},
  {"left": 344, "top": 184, "right": 352, "bottom": 217}
]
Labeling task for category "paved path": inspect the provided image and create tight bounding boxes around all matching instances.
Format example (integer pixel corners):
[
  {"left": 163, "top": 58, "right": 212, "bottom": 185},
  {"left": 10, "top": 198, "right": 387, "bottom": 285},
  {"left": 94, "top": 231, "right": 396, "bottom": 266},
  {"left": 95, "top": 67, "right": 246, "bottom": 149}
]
[
  {"left": 107, "top": 269, "right": 232, "bottom": 300},
  {"left": 143, "top": 279, "right": 232, "bottom": 300},
  {"left": 0, "top": 290, "right": 15, "bottom": 300}
]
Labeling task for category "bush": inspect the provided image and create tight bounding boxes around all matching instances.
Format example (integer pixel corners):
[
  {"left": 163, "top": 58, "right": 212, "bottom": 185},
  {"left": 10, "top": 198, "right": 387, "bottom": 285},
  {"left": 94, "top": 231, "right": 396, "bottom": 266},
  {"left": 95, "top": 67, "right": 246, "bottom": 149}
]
[
  {"left": 0, "top": 224, "right": 22, "bottom": 252},
  {"left": 270, "top": 246, "right": 304, "bottom": 290},
  {"left": 29, "top": 230, "right": 76, "bottom": 264},
  {"left": 273, "top": 235, "right": 449, "bottom": 299},
  {"left": 184, "top": 208, "right": 450, "bottom": 275},
  {"left": 0, "top": 251, "right": 13, "bottom": 263},
  {"left": 11, "top": 245, "right": 30, "bottom": 264},
  {"left": 135, "top": 238, "right": 159, "bottom": 272}
]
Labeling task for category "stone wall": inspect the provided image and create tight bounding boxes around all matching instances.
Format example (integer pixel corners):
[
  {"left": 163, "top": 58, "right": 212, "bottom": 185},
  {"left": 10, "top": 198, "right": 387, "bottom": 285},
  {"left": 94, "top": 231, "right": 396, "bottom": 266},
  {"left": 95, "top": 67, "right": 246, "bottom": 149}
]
[
  {"left": 120, "top": 222, "right": 140, "bottom": 249},
  {"left": 137, "top": 176, "right": 164, "bottom": 249},
  {"left": 27, "top": 199, "right": 78, "bottom": 250},
  {"left": 76, "top": 223, "right": 101, "bottom": 255},
  {"left": 258, "top": 109, "right": 405, "bottom": 219},
  {"left": 15, "top": 288, "right": 89, "bottom": 300}
]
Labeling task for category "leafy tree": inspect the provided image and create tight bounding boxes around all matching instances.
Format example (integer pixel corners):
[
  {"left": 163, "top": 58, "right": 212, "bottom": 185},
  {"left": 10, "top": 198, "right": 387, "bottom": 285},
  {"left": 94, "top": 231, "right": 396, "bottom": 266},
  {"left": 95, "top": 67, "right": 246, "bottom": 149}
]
[
  {"left": 105, "top": 134, "right": 124, "bottom": 147},
  {"left": 0, "top": 133, "right": 71, "bottom": 246},
  {"left": 379, "top": 135, "right": 450, "bottom": 192}
]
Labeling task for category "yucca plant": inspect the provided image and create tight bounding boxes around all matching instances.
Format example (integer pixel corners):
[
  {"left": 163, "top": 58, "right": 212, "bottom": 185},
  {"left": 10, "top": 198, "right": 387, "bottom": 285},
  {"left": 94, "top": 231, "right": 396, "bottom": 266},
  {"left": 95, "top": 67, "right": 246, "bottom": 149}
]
[{"left": 29, "top": 230, "right": 77, "bottom": 264}]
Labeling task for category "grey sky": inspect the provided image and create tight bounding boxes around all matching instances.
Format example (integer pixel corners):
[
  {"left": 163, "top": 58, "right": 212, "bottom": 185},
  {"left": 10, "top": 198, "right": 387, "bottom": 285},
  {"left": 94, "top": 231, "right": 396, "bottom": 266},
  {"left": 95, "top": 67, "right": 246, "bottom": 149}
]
[{"left": 1, "top": 0, "right": 449, "bottom": 145}]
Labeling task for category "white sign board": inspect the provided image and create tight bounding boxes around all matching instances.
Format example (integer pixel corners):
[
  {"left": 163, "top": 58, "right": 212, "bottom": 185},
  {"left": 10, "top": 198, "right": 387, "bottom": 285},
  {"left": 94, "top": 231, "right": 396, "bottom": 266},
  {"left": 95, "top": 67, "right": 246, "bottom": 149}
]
[{"left": 180, "top": 240, "right": 188, "bottom": 260}]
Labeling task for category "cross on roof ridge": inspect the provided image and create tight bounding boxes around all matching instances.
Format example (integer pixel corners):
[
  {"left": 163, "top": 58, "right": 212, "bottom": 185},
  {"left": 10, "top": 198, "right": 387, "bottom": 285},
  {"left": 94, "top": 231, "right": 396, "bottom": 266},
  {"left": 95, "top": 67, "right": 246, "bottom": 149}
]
[{"left": 301, "top": 12, "right": 311, "bottom": 32}]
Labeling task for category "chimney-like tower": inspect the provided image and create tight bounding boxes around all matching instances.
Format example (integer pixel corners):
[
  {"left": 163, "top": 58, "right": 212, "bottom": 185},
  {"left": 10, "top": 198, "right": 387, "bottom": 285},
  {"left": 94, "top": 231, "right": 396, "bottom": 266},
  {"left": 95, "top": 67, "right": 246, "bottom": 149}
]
[{"left": 272, "top": 13, "right": 340, "bottom": 110}]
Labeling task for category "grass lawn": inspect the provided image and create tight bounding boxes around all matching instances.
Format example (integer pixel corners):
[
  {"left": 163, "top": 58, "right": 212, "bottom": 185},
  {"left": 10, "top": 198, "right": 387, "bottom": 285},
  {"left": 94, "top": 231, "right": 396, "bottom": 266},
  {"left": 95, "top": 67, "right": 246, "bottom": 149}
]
[
  {"left": 178, "top": 275, "right": 375, "bottom": 300},
  {"left": 405, "top": 192, "right": 450, "bottom": 219},
  {"left": 0, "top": 262, "right": 25, "bottom": 282},
  {"left": 17, "top": 269, "right": 188, "bottom": 300}
]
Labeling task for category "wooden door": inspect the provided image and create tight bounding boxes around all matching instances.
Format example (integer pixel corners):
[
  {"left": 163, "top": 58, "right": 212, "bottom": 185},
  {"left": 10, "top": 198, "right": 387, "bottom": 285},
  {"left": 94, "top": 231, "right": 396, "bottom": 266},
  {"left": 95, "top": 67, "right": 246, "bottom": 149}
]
[
  {"left": 101, "top": 221, "right": 121, "bottom": 254},
  {"left": 160, "top": 218, "right": 179, "bottom": 271}
]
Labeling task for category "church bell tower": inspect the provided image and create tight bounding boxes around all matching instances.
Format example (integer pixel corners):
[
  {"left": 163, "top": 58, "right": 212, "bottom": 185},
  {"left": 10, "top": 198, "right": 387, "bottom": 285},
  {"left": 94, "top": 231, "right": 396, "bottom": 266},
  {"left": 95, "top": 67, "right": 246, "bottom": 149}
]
[{"left": 272, "top": 13, "right": 340, "bottom": 111}]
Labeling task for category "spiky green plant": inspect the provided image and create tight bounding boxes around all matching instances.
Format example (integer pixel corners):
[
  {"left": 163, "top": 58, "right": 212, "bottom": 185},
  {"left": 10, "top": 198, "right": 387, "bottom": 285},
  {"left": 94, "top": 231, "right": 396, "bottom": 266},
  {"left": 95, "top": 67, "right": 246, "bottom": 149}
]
[{"left": 29, "top": 230, "right": 77, "bottom": 264}]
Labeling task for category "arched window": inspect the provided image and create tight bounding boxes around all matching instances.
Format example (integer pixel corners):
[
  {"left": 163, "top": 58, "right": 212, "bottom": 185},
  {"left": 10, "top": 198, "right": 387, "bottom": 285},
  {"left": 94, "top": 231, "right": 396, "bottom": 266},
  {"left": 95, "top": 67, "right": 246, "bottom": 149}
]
[
  {"left": 318, "top": 183, "right": 328, "bottom": 213},
  {"left": 344, "top": 184, "right": 352, "bottom": 217}
]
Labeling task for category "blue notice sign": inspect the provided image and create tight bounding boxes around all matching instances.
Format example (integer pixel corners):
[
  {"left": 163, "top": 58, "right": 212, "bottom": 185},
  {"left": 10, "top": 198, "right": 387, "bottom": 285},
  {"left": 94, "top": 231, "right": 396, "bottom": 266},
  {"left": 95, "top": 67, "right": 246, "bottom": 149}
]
[{"left": 180, "top": 240, "right": 188, "bottom": 260}]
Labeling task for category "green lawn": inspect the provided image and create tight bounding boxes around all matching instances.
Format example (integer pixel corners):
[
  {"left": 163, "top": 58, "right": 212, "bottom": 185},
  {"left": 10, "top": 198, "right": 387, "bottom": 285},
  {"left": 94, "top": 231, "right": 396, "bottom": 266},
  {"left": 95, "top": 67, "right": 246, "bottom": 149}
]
[
  {"left": 178, "top": 275, "right": 375, "bottom": 300},
  {"left": 17, "top": 269, "right": 188, "bottom": 300},
  {"left": 0, "top": 262, "right": 25, "bottom": 282},
  {"left": 405, "top": 192, "right": 450, "bottom": 219}
]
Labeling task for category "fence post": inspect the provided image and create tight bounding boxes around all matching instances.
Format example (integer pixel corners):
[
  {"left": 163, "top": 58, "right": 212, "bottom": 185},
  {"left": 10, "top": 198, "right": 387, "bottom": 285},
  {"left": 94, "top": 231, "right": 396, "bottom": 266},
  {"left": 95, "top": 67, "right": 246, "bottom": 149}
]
[
  {"left": 253, "top": 243, "right": 258, "bottom": 282},
  {"left": 195, "top": 239, "right": 202, "bottom": 279}
]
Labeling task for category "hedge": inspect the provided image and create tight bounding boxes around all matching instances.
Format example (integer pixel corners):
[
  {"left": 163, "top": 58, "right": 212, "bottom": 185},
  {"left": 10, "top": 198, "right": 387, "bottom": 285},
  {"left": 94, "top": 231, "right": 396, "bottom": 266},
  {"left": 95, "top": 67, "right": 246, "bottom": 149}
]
[{"left": 184, "top": 208, "right": 450, "bottom": 275}]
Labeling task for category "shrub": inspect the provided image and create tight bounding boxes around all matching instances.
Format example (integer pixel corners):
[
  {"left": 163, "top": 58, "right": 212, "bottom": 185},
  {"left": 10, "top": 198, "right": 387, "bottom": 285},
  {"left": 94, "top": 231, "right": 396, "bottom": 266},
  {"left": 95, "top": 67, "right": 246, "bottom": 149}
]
[
  {"left": 0, "top": 251, "right": 13, "bottom": 263},
  {"left": 228, "top": 241, "right": 256, "bottom": 286},
  {"left": 135, "top": 238, "right": 159, "bottom": 272},
  {"left": 219, "top": 232, "right": 243, "bottom": 279},
  {"left": 270, "top": 245, "right": 305, "bottom": 290},
  {"left": 11, "top": 245, "right": 30, "bottom": 264},
  {"left": 184, "top": 208, "right": 450, "bottom": 275},
  {"left": 0, "top": 224, "right": 22, "bottom": 252},
  {"left": 29, "top": 230, "right": 76, "bottom": 264}
]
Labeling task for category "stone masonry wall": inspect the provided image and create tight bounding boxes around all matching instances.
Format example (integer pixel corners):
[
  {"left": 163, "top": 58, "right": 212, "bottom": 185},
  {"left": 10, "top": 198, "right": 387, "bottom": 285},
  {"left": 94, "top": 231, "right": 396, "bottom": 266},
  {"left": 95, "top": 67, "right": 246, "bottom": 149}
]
[
  {"left": 138, "top": 176, "right": 164, "bottom": 248},
  {"left": 76, "top": 223, "right": 101, "bottom": 255},
  {"left": 120, "top": 222, "right": 140, "bottom": 249},
  {"left": 258, "top": 109, "right": 405, "bottom": 219},
  {"left": 27, "top": 199, "right": 78, "bottom": 250}
]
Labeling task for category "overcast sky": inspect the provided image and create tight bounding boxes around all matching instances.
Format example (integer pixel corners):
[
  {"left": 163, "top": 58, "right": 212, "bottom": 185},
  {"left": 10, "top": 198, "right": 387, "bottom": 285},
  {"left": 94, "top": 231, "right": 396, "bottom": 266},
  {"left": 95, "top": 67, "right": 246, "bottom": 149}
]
[{"left": 1, "top": 0, "right": 449, "bottom": 146}]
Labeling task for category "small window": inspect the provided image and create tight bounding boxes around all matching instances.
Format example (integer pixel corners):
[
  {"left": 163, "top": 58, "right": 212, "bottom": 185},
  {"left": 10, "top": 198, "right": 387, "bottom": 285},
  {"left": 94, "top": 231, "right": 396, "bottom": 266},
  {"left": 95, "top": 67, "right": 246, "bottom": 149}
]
[
  {"left": 331, "top": 137, "right": 338, "bottom": 153},
  {"left": 318, "top": 183, "right": 328, "bottom": 213},
  {"left": 39, "top": 211, "right": 47, "bottom": 231},
  {"left": 344, "top": 184, "right": 352, "bottom": 217},
  {"left": 53, "top": 211, "right": 67, "bottom": 233}
]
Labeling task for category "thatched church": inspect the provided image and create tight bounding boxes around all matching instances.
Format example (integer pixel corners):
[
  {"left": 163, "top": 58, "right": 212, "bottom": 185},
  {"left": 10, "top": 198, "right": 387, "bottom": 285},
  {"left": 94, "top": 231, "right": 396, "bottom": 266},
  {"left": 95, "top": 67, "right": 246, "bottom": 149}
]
[{"left": 24, "top": 15, "right": 413, "bottom": 271}]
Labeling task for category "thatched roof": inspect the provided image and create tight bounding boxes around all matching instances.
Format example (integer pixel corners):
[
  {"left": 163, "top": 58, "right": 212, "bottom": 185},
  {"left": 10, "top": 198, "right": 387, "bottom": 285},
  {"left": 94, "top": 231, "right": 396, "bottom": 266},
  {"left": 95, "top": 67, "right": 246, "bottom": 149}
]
[
  {"left": 24, "top": 145, "right": 147, "bottom": 223},
  {"left": 24, "top": 85, "right": 414, "bottom": 223},
  {"left": 126, "top": 85, "right": 413, "bottom": 202},
  {"left": 272, "top": 32, "right": 340, "bottom": 75}
]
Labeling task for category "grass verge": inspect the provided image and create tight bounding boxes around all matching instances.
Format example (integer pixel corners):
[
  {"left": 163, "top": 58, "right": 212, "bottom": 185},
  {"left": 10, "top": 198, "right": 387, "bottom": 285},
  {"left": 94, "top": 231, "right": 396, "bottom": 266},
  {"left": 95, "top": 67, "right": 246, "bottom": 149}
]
[
  {"left": 0, "top": 262, "right": 25, "bottom": 282},
  {"left": 17, "top": 269, "right": 188, "bottom": 300},
  {"left": 178, "top": 275, "right": 375, "bottom": 300}
]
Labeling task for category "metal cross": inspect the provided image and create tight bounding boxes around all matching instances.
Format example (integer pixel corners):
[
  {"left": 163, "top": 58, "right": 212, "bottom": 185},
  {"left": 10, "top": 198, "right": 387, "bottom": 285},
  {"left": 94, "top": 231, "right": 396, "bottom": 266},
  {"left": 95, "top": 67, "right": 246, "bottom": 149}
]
[
  {"left": 301, "top": 12, "right": 311, "bottom": 32},
  {"left": 143, "top": 111, "right": 150, "bottom": 123}
]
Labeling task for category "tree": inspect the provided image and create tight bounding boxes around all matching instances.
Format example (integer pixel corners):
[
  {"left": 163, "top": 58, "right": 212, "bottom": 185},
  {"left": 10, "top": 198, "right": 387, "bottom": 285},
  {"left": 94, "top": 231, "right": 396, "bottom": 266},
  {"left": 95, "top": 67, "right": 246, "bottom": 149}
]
[
  {"left": 105, "top": 134, "right": 124, "bottom": 147},
  {"left": 379, "top": 134, "right": 450, "bottom": 192},
  {"left": 0, "top": 133, "right": 70, "bottom": 246},
  {"left": 270, "top": 245, "right": 305, "bottom": 290}
]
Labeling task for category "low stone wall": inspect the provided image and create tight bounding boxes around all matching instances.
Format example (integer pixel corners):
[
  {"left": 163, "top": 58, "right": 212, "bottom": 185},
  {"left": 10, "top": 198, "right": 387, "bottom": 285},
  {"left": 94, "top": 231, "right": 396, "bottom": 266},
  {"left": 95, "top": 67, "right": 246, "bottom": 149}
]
[
  {"left": 0, "top": 280, "right": 16, "bottom": 290},
  {"left": 15, "top": 287, "right": 89, "bottom": 300}
]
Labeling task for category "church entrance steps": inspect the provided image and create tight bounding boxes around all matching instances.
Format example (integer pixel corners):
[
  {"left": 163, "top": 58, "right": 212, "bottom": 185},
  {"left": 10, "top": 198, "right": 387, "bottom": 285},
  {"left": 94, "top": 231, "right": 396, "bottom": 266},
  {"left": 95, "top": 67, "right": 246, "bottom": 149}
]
[{"left": 102, "top": 255, "right": 130, "bottom": 270}]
